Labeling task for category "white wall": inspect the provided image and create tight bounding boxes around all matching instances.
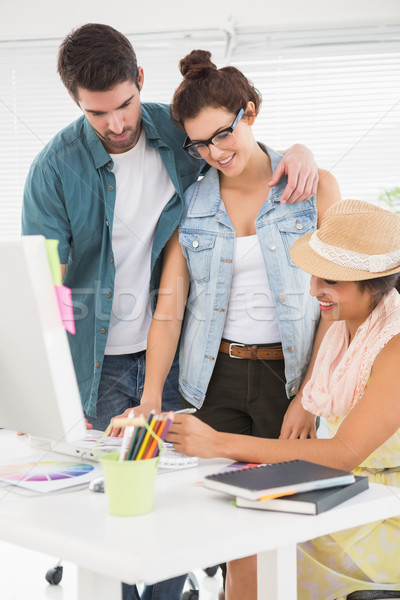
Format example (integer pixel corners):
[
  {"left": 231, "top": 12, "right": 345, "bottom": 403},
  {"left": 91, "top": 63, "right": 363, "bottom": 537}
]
[{"left": 2, "top": 0, "right": 400, "bottom": 41}]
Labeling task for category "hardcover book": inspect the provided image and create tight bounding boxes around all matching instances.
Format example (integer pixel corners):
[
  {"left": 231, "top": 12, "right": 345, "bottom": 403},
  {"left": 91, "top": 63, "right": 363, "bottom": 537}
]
[
  {"left": 235, "top": 475, "right": 368, "bottom": 514},
  {"left": 204, "top": 460, "right": 355, "bottom": 501}
]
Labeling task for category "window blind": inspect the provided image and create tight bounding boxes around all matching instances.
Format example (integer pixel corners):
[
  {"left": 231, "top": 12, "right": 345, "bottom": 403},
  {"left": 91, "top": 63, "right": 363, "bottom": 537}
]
[{"left": 0, "top": 25, "right": 399, "bottom": 236}]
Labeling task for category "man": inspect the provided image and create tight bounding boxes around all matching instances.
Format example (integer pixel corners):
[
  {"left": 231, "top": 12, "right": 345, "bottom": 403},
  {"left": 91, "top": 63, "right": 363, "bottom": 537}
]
[{"left": 21, "top": 23, "right": 318, "bottom": 600}]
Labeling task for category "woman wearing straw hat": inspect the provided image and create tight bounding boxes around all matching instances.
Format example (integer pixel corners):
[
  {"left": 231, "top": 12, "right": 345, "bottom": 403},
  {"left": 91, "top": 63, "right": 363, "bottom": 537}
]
[{"left": 169, "top": 199, "right": 400, "bottom": 600}]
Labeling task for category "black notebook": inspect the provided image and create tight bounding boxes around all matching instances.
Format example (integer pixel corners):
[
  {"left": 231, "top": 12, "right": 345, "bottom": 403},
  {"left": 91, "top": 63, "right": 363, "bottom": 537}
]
[
  {"left": 204, "top": 460, "right": 355, "bottom": 500},
  {"left": 235, "top": 475, "right": 368, "bottom": 514}
]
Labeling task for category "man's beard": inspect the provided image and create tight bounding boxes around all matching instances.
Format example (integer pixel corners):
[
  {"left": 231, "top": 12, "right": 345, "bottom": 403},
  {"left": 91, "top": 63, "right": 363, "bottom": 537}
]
[{"left": 96, "top": 122, "right": 141, "bottom": 151}]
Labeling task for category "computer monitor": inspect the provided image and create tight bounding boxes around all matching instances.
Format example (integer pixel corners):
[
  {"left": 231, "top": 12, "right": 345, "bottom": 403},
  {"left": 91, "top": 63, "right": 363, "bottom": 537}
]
[{"left": 0, "top": 236, "right": 86, "bottom": 443}]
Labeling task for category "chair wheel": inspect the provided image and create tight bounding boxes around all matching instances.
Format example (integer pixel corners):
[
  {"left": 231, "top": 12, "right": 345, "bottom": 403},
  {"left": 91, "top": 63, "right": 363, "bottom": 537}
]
[
  {"left": 45, "top": 565, "right": 63, "bottom": 585},
  {"left": 204, "top": 565, "right": 219, "bottom": 577},
  {"left": 182, "top": 592, "right": 199, "bottom": 600}
]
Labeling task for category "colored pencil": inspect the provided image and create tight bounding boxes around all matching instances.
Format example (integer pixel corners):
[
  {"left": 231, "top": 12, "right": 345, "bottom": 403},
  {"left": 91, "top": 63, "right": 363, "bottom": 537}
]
[
  {"left": 143, "top": 415, "right": 166, "bottom": 459},
  {"left": 158, "top": 412, "right": 174, "bottom": 442},
  {"left": 146, "top": 412, "right": 174, "bottom": 459},
  {"left": 130, "top": 411, "right": 155, "bottom": 460},
  {"left": 126, "top": 425, "right": 141, "bottom": 461},
  {"left": 135, "top": 414, "right": 158, "bottom": 461},
  {"left": 110, "top": 415, "right": 146, "bottom": 428},
  {"left": 119, "top": 410, "right": 134, "bottom": 462}
]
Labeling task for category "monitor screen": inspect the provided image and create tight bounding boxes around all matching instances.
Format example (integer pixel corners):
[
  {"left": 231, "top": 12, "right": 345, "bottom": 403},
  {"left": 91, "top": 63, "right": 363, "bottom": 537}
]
[{"left": 0, "top": 236, "right": 86, "bottom": 443}]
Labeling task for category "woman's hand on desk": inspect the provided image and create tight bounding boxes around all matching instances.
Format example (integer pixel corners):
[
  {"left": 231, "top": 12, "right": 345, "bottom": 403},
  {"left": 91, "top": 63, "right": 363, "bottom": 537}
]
[
  {"left": 279, "top": 395, "right": 317, "bottom": 440},
  {"left": 167, "top": 415, "right": 222, "bottom": 458}
]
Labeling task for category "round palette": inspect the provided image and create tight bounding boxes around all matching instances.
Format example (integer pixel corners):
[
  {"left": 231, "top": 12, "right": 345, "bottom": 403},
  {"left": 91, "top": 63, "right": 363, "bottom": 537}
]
[{"left": 0, "top": 461, "right": 94, "bottom": 482}]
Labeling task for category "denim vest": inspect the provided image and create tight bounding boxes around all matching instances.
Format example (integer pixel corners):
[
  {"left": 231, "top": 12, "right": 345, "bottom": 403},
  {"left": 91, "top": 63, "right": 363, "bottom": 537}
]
[{"left": 178, "top": 146, "right": 320, "bottom": 408}]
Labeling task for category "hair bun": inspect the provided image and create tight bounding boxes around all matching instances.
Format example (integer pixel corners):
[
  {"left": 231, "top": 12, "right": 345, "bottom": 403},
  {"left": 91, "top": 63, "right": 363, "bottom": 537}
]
[{"left": 179, "top": 49, "right": 217, "bottom": 80}]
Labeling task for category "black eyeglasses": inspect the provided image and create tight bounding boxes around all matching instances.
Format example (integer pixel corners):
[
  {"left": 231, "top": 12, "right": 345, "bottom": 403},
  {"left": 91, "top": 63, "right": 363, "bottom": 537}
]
[{"left": 183, "top": 108, "right": 245, "bottom": 159}]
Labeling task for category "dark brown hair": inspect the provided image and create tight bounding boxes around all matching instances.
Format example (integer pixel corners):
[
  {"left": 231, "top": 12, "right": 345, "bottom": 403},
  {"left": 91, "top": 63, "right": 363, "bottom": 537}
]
[
  {"left": 357, "top": 273, "right": 400, "bottom": 308},
  {"left": 57, "top": 23, "right": 139, "bottom": 99},
  {"left": 170, "top": 49, "right": 262, "bottom": 130}
]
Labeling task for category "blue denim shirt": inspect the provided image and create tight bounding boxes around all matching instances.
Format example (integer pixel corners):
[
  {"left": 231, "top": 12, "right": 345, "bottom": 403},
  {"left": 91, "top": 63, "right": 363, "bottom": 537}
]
[
  {"left": 22, "top": 103, "right": 202, "bottom": 417},
  {"left": 178, "top": 146, "right": 320, "bottom": 407}
]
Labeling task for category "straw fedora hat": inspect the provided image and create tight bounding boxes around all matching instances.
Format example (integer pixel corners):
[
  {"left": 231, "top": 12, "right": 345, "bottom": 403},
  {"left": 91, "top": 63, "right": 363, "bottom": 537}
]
[{"left": 290, "top": 200, "right": 400, "bottom": 281}]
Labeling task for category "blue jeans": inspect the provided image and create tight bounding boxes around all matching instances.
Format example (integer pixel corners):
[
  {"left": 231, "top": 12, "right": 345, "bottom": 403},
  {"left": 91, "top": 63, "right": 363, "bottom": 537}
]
[
  {"left": 122, "top": 575, "right": 188, "bottom": 600},
  {"left": 86, "top": 353, "right": 183, "bottom": 431},
  {"left": 85, "top": 353, "right": 186, "bottom": 600}
]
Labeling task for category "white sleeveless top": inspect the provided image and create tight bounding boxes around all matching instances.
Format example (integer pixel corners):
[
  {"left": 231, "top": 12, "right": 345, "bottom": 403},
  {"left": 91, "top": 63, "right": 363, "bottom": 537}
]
[{"left": 222, "top": 235, "right": 281, "bottom": 344}]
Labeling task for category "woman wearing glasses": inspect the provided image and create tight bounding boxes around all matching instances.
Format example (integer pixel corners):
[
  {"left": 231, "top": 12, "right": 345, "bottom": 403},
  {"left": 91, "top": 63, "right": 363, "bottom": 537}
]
[{"left": 115, "top": 49, "right": 340, "bottom": 441}]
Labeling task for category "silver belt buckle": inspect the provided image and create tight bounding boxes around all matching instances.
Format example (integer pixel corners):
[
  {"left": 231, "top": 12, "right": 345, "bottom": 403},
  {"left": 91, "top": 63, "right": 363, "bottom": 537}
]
[{"left": 229, "top": 343, "right": 246, "bottom": 359}]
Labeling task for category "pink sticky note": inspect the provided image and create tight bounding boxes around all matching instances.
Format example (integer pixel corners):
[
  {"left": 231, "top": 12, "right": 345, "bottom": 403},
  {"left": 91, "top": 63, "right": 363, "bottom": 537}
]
[{"left": 54, "top": 285, "right": 76, "bottom": 335}]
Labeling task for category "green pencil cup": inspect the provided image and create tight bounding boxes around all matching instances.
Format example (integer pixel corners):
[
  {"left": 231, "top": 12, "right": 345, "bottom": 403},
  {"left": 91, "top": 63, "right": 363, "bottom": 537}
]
[{"left": 100, "top": 452, "right": 159, "bottom": 516}]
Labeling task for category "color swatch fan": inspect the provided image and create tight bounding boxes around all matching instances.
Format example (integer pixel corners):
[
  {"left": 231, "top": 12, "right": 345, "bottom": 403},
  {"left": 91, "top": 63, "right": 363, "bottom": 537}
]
[{"left": 0, "top": 460, "right": 101, "bottom": 493}]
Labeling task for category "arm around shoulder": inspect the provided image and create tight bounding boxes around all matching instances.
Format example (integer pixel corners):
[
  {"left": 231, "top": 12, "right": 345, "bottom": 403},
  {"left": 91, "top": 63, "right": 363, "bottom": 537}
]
[
  {"left": 316, "top": 169, "right": 341, "bottom": 225},
  {"left": 317, "top": 169, "right": 342, "bottom": 227}
]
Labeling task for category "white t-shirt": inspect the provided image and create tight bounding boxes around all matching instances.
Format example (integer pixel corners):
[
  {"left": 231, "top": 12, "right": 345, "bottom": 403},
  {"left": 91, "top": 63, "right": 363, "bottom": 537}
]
[
  {"left": 222, "top": 235, "right": 281, "bottom": 344},
  {"left": 105, "top": 130, "right": 175, "bottom": 355}
]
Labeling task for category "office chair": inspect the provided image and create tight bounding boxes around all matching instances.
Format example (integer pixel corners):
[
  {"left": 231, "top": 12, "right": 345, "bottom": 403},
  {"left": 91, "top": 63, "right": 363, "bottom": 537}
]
[
  {"left": 46, "top": 562, "right": 220, "bottom": 599},
  {"left": 181, "top": 567, "right": 219, "bottom": 600}
]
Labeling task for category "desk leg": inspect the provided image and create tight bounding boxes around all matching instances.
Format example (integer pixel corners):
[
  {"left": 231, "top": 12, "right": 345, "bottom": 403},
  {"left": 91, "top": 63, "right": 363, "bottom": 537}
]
[
  {"left": 77, "top": 567, "right": 122, "bottom": 600},
  {"left": 257, "top": 544, "right": 297, "bottom": 599}
]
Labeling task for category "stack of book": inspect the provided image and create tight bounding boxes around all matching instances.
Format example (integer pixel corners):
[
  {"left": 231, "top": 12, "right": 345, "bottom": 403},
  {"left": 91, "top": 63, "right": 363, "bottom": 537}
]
[{"left": 204, "top": 460, "right": 369, "bottom": 514}]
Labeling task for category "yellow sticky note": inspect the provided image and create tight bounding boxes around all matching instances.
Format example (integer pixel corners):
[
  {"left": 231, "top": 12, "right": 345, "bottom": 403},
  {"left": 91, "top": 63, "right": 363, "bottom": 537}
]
[{"left": 45, "top": 239, "right": 62, "bottom": 286}]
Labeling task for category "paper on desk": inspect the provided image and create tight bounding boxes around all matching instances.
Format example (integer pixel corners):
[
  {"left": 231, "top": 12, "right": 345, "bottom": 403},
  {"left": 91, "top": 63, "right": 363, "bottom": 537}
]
[
  {"left": 0, "top": 457, "right": 102, "bottom": 493},
  {"left": 76, "top": 430, "right": 123, "bottom": 452}
]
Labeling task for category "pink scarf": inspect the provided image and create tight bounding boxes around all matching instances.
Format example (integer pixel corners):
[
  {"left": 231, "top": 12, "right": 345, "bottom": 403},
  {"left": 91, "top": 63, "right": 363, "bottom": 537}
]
[{"left": 302, "top": 289, "right": 400, "bottom": 420}]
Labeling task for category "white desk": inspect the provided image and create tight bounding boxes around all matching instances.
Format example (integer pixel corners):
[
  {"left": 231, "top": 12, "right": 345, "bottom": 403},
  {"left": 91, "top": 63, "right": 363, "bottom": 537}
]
[{"left": 1, "top": 430, "right": 399, "bottom": 600}]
